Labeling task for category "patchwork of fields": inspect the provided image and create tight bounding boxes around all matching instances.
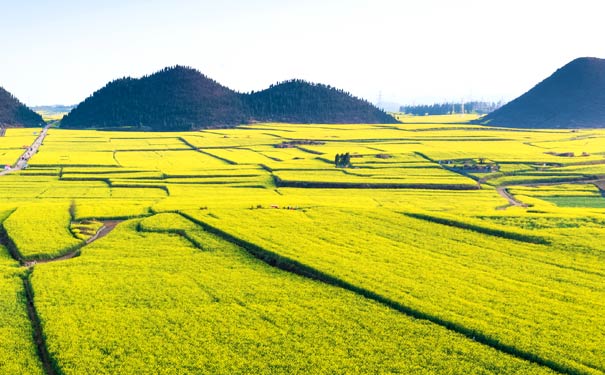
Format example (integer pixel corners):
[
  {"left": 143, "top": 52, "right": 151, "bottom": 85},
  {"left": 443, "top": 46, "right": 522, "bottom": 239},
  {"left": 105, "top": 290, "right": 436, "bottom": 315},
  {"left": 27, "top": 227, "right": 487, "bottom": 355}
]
[{"left": 0, "top": 118, "right": 604, "bottom": 374}]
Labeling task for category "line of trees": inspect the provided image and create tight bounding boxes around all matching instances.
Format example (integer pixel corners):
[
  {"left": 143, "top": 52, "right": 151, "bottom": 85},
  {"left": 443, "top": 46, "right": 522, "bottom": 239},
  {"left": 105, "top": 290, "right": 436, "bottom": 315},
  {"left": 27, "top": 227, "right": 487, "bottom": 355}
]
[{"left": 400, "top": 101, "right": 503, "bottom": 116}]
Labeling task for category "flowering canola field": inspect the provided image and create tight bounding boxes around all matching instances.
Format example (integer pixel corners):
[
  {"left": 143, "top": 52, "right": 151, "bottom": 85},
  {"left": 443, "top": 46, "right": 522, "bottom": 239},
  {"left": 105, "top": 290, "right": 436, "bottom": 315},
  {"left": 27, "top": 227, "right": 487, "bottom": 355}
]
[{"left": 0, "top": 119, "right": 604, "bottom": 374}]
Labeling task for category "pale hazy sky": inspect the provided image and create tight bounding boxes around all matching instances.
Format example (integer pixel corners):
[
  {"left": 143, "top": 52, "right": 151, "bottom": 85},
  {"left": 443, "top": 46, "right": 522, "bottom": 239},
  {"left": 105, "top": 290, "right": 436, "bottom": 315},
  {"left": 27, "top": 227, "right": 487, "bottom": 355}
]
[{"left": 0, "top": 0, "right": 603, "bottom": 106}]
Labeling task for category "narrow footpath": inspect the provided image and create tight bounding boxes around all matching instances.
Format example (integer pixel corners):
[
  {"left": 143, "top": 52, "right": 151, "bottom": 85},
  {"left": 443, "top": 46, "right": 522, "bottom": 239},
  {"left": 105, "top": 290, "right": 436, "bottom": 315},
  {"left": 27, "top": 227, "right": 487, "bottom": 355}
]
[
  {"left": 23, "top": 220, "right": 122, "bottom": 267},
  {"left": 496, "top": 186, "right": 528, "bottom": 209}
]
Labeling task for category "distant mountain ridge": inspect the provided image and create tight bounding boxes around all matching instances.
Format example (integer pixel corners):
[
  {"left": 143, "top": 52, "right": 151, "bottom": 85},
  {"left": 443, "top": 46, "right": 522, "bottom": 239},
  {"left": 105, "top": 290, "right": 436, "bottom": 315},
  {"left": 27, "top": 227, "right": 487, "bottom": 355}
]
[
  {"left": 61, "top": 66, "right": 398, "bottom": 130},
  {"left": 32, "top": 105, "right": 75, "bottom": 113},
  {"left": 0, "top": 87, "right": 44, "bottom": 127},
  {"left": 478, "top": 57, "right": 605, "bottom": 128},
  {"left": 247, "top": 79, "right": 397, "bottom": 124},
  {"left": 61, "top": 67, "right": 248, "bottom": 131}
]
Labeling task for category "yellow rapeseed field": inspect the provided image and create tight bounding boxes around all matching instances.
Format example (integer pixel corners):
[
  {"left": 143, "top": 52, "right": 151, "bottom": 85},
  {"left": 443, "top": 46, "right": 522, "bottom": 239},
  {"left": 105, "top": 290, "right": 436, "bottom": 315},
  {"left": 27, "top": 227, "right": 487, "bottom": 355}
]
[{"left": 0, "top": 117, "right": 603, "bottom": 374}]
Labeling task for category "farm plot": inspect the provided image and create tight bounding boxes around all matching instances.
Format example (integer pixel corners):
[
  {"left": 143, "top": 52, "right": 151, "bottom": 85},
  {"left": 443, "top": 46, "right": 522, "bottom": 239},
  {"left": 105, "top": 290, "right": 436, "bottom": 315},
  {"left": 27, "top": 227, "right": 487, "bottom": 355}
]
[
  {"left": 273, "top": 167, "right": 477, "bottom": 188},
  {"left": 186, "top": 207, "right": 605, "bottom": 375},
  {"left": 0, "top": 245, "right": 43, "bottom": 374},
  {"left": 114, "top": 150, "right": 230, "bottom": 171},
  {"left": 181, "top": 132, "right": 277, "bottom": 148},
  {"left": 109, "top": 137, "right": 188, "bottom": 151},
  {"left": 508, "top": 184, "right": 605, "bottom": 209},
  {"left": 2, "top": 202, "right": 83, "bottom": 260},
  {"left": 28, "top": 150, "right": 118, "bottom": 167},
  {"left": 0, "top": 128, "right": 39, "bottom": 166},
  {"left": 1, "top": 120, "right": 605, "bottom": 374},
  {"left": 201, "top": 148, "right": 280, "bottom": 165},
  {"left": 31, "top": 215, "right": 552, "bottom": 375}
]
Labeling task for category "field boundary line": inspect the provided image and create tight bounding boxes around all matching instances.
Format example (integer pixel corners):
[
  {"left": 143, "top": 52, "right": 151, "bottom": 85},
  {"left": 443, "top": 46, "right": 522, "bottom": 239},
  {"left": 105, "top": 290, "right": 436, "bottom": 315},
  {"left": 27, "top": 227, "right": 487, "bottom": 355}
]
[
  {"left": 403, "top": 212, "right": 548, "bottom": 244},
  {"left": 178, "top": 137, "right": 238, "bottom": 165},
  {"left": 22, "top": 269, "right": 62, "bottom": 375},
  {"left": 272, "top": 175, "right": 480, "bottom": 190},
  {"left": 414, "top": 151, "right": 484, "bottom": 186},
  {"left": 135, "top": 221, "right": 205, "bottom": 250}
]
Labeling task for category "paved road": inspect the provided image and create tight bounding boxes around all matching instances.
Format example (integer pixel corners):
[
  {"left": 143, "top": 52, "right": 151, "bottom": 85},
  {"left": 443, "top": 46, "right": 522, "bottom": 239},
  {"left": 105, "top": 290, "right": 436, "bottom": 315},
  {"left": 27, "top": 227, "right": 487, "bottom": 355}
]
[{"left": 0, "top": 124, "right": 51, "bottom": 176}]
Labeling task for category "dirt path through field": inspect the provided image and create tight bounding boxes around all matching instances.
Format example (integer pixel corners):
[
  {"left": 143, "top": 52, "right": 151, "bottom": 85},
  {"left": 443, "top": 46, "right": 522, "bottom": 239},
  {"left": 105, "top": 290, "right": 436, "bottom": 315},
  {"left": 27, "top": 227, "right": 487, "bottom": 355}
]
[
  {"left": 496, "top": 187, "right": 527, "bottom": 209},
  {"left": 24, "top": 220, "right": 122, "bottom": 267},
  {"left": 0, "top": 123, "right": 51, "bottom": 176},
  {"left": 593, "top": 179, "right": 605, "bottom": 193},
  {"left": 85, "top": 220, "right": 121, "bottom": 244}
]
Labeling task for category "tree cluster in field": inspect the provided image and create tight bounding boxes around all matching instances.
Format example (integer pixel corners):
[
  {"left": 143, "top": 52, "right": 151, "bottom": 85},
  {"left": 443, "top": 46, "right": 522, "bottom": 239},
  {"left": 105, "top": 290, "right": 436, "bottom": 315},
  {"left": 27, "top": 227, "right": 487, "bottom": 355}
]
[
  {"left": 400, "top": 101, "right": 502, "bottom": 116},
  {"left": 61, "top": 66, "right": 399, "bottom": 131},
  {"left": 0, "top": 87, "right": 44, "bottom": 127},
  {"left": 334, "top": 153, "right": 351, "bottom": 168}
]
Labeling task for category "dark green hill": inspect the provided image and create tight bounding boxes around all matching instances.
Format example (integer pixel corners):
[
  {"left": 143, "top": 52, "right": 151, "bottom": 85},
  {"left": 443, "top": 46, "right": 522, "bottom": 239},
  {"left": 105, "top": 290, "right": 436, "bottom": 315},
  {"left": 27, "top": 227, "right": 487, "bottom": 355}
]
[
  {"left": 0, "top": 87, "right": 44, "bottom": 127},
  {"left": 61, "top": 67, "right": 398, "bottom": 130},
  {"left": 247, "top": 79, "right": 399, "bottom": 124},
  {"left": 61, "top": 66, "right": 248, "bottom": 131},
  {"left": 478, "top": 57, "right": 605, "bottom": 129}
]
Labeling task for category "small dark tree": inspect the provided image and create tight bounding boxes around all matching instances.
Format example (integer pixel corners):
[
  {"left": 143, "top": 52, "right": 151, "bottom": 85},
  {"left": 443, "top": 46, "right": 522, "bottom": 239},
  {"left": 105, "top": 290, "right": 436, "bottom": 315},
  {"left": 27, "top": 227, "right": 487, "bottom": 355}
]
[
  {"left": 335, "top": 152, "right": 352, "bottom": 168},
  {"left": 343, "top": 153, "right": 351, "bottom": 167},
  {"left": 69, "top": 200, "right": 77, "bottom": 220}
]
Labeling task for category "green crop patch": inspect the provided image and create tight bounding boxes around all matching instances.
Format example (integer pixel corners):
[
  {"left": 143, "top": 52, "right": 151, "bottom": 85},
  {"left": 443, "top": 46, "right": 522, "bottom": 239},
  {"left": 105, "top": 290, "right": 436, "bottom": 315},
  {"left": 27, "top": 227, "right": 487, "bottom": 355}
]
[{"left": 540, "top": 196, "right": 605, "bottom": 208}]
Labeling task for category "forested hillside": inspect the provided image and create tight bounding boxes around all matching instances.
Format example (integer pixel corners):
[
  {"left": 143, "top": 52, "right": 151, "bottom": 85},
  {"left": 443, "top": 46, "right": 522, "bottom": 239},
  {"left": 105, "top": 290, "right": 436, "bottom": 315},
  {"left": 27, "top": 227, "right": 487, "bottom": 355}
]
[
  {"left": 0, "top": 87, "right": 44, "bottom": 127},
  {"left": 61, "top": 67, "right": 398, "bottom": 130},
  {"left": 479, "top": 57, "right": 605, "bottom": 128}
]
